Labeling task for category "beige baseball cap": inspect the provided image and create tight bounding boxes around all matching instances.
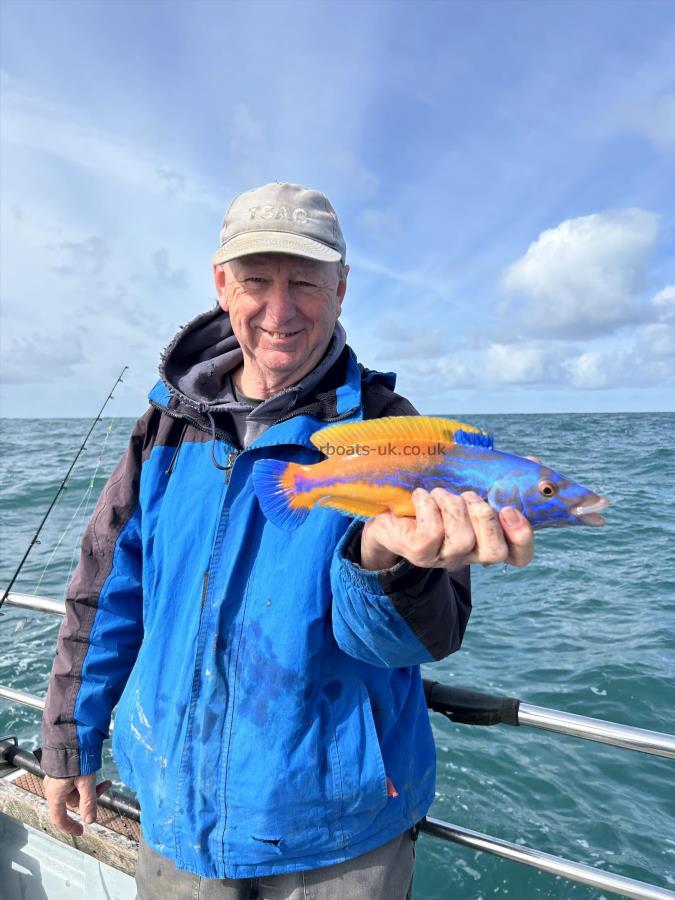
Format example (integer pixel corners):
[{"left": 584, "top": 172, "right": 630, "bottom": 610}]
[{"left": 212, "top": 182, "right": 346, "bottom": 266}]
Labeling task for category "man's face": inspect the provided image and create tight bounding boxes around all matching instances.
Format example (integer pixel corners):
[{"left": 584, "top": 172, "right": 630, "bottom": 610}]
[{"left": 213, "top": 253, "right": 347, "bottom": 393}]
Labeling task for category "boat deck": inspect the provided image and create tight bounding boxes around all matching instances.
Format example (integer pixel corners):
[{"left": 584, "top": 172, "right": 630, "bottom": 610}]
[{"left": 0, "top": 767, "right": 137, "bottom": 899}]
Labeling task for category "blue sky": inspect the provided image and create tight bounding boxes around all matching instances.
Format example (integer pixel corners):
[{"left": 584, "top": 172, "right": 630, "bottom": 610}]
[{"left": 1, "top": 0, "right": 674, "bottom": 416}]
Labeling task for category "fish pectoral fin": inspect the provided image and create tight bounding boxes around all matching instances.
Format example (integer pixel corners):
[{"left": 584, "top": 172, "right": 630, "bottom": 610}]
[{"left": 317, "top": 496, "right": 389, "bottom": 519}]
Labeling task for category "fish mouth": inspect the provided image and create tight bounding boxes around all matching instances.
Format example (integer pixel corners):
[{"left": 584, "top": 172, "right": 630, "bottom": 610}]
[{"left": 572, "top": 495, "right": 610, "bottom": 527}]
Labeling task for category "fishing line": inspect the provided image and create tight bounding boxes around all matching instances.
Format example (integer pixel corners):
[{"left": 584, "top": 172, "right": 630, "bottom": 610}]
[
  {"left": 0, "top": 367, "right": 128, "bottom": 611},
  {"left": 32, "top": 421, "right": 115, "bottom": 598},
  {"left": 62, "top": 420, "right": 115, "bottom": 596}
]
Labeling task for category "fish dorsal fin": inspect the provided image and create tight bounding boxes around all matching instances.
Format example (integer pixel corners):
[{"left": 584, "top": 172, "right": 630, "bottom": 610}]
[{"left": 310, "top": 416, "right": 494, "bottom": 453}]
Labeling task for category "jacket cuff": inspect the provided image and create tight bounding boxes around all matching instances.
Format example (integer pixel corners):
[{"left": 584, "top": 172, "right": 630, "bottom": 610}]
[
  {"left": 40, "top": 745, "right": 102, "bottom": 778},
  {"left": 340, "top": 520, "right": 433, "bottom": 595}
]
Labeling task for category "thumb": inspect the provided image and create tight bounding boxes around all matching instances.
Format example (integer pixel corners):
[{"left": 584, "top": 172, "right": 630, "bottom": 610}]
[
  {"left": 77, "top": 775, "right": 98, "bottom": 825},
  {"left": 96, "top": 779, "right": 113, "bottom": 798}
]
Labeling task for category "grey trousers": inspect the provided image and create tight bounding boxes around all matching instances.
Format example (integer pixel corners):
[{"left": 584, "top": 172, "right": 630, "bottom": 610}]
[{"left": 135, "top": 830, "right": 416, "bottom": 900}]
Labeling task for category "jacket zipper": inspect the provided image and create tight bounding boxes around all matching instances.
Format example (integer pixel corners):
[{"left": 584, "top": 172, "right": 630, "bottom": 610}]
[
  {"left": 274, "top": 404, "right": 359, "bottom": 427},
  {"left": 149, "top": 400, "right": 235, "bottom": 444},
  {"left": 154, "top": 395, "right": 359, "bottom": 858},
  {"left": 223, "top": 451, "right": 239, "bottom": 484},
  {"left": 149, "top": 398, "right": 360, "bottom": 443},
  {"left": 173, "top": 476, "right": 228, "bottom": 853}
]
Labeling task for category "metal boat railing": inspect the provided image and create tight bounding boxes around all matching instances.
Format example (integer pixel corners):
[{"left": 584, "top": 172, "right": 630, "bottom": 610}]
[
  {"left": 6, "top": 592, "right": 675, "bottom": 760},
  {"left": 4, "top": 592, "right": 65, "bottom": 616},
  {"left": 423, "top": 680, "right": 675, "bottom": 759},
  {"left": 2, "top": 590, "right": 674, "bottom": 899}
]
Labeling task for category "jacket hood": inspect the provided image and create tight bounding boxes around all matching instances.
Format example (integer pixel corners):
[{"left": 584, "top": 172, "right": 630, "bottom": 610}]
[
  {"left": 161, "top": 305, "right": 244, "bottom": 410},
  {"left": 149, "top": 305, "right": 397, "bottom": 435}
]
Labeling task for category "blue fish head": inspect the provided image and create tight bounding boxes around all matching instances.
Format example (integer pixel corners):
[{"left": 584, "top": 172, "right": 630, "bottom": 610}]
[{"left": 487, "top": 459, "right": 609, "bottom": 530}]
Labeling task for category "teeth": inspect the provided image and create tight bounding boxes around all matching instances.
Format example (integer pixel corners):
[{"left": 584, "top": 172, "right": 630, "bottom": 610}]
[{"left": 269, "top": 331, "right": 297, "bottom": 338}]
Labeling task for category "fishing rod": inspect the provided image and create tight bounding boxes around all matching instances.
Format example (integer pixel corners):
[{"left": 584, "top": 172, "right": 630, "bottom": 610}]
[{"left": 0, "top": 366, "right": 128, "bottom": 611}]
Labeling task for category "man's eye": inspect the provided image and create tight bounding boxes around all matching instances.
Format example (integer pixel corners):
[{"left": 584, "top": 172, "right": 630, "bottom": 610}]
[
  {"left": 293, "top": 280, "right": 316, "bottom": 288},
  {"left": 245, "top": 276, "right": 267, "bottom": 284}
]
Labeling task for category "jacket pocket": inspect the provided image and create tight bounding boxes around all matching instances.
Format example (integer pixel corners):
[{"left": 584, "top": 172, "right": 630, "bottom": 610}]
[
  {"left": 231, "top": 673, "right": 389, "bottom": 857},
  {"left": 327, "top": 675, "right": 389, "bottom": 825}
]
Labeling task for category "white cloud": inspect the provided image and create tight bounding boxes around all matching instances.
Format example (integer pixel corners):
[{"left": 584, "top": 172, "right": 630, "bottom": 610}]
[
  {"left": 637, "top": 322, "right": 675, "bottom": 360},
  {"left": 405, "top": 355, "right": 473, "bottom": 390},
  {"left": 0, "top": 73, "right": 218, "bottom": 210},
  {"left": 50, "top": 235, "right": 111, "bottom": 279},
  {"left": 389, "top": 340, "right": 567, "bottom": 392},
  {"left": 384, "top": 300, "right": 675, "bottom": 395},
  {"left": 563, "top": 350, "right": 626, "bottom": 389},
  {"left": 651, "top": 284, "right": 675, "bottom": 322},
  {"left": 558, "top": 285, "right": 675, "bottom": 390},
  {"left": 484, "top": 342, "right": 561, "bottom": 385},
  {"left": 501, "top": 209, "right": 660, "bottom": 338},
  {"left": 378, "top": 318, "right": 409, "bottom": 342},
  {"left": 1, "top": 330, "right": 87, "bottom": 384},
  {"left": 375, "top": 317, "right": 445, "bottom": 358},
  {"left": 152, "top": 248, "right": 189, "bottom": 290},
  {"left": 436, "top": 356, "right": 475, "bottom": 389},
  {"left": 378, "top": 331, "right": 446, "bottom": 361}
]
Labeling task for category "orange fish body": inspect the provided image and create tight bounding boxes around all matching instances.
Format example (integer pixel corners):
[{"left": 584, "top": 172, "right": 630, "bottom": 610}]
[
  {"left": 279, "top": 440, "right": 439, "bottom": 520},
  {"left": 252, "top": 416, "right": 609, "bottom": 531}
]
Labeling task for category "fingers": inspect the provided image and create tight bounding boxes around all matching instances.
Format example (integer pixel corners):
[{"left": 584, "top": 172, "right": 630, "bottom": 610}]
[
  {"left": 430, "top": 489, "right": 476, "bottom": 566},
  {"left": 461, "top": 492, "right": 509, "bottom": 564},
  {"left": 362, "top": 489, "right": 535, "bottom": 571},
  {"left": 406, "top": 489, "right": 445, "bottom": 566},
  {"left": 361, "top": 513, "right": 411, "bottom": 570},
  {"left": 78, "top": 775, "right": 99, "bottom": 825},
  {"left": 44, "top": 773, "right": 108, "bottom": 835},
  {"left": 44, "top": 776, "right": 84, "bottom": 836},
  {"left": 361, "top": 491, "right": 446, "bottom": 568},
  {"left": 428, "top": 491, "right": 535, "bottom": 569},
  {"left": 499, "top": 507, "right": 535, "bottom": 567}
]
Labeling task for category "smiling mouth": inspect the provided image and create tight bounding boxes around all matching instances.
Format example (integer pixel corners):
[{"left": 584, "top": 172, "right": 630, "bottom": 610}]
[
  {"left": 572, "top": 495, "right": 610, "bottom": 527},
  {"left": 262, "top": 329, "right": 302, "bottom": 339}
]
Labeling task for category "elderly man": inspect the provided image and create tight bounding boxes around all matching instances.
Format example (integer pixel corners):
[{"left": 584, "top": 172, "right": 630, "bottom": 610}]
[{"left": 42, "top": 183, "right": 534, "bottom": 899}]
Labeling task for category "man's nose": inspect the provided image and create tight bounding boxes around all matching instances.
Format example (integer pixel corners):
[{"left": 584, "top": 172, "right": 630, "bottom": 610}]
[{"left": 264, "top": 280, "right": 296, "bottom": 324}]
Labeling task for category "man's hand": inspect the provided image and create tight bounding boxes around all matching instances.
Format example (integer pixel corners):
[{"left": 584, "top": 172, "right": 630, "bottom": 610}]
[
  {"left": 360, "top": 489, "right": 534, "bottom": 571},
  {"left": 44, "top": 773, "right": 113, "bottom": 836}
]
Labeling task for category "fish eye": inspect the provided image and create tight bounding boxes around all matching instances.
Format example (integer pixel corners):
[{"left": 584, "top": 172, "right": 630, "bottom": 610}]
[{"left": 539, "top": 481, "right": 557, "bottom": 497}]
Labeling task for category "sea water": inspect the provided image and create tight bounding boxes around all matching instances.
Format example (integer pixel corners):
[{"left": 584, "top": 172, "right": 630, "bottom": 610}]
[{"left": 1, "top": 413, "right": 673, "bottom": 898}]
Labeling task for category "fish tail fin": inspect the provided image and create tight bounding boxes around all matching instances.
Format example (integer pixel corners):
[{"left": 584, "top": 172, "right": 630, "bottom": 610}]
[{"left": 252, "top": 459, "right": 309, "bottom": 530}]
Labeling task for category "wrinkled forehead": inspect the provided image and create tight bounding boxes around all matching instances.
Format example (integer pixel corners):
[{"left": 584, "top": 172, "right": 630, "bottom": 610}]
[{"left": 229, "top": 252, "right": 332, "bottom": 274}]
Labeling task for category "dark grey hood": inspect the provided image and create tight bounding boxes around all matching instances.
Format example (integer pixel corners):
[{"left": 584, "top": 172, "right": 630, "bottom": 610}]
[{"left": 160, "top": 305, "right": 347, "bottom": 447}]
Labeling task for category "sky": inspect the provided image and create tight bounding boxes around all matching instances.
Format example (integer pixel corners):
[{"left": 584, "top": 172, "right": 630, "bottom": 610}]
[{"left": 1, "top": 0, "right": 674, "bottom": 417}]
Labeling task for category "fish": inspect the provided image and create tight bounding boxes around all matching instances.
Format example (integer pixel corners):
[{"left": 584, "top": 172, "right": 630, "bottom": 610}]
[{"left": 252, "top": 416, "right": 610, "bottom": 531}]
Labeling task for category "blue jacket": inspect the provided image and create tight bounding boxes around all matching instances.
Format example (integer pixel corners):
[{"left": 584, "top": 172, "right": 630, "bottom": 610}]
[{"left": 43, "top": 315, "right": 471, "bottom": 878}]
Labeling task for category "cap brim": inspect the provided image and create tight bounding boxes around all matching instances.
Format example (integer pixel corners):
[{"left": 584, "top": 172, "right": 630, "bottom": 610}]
[{"left": 212, "top": 230, "right": 342, "bottom": 266}]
